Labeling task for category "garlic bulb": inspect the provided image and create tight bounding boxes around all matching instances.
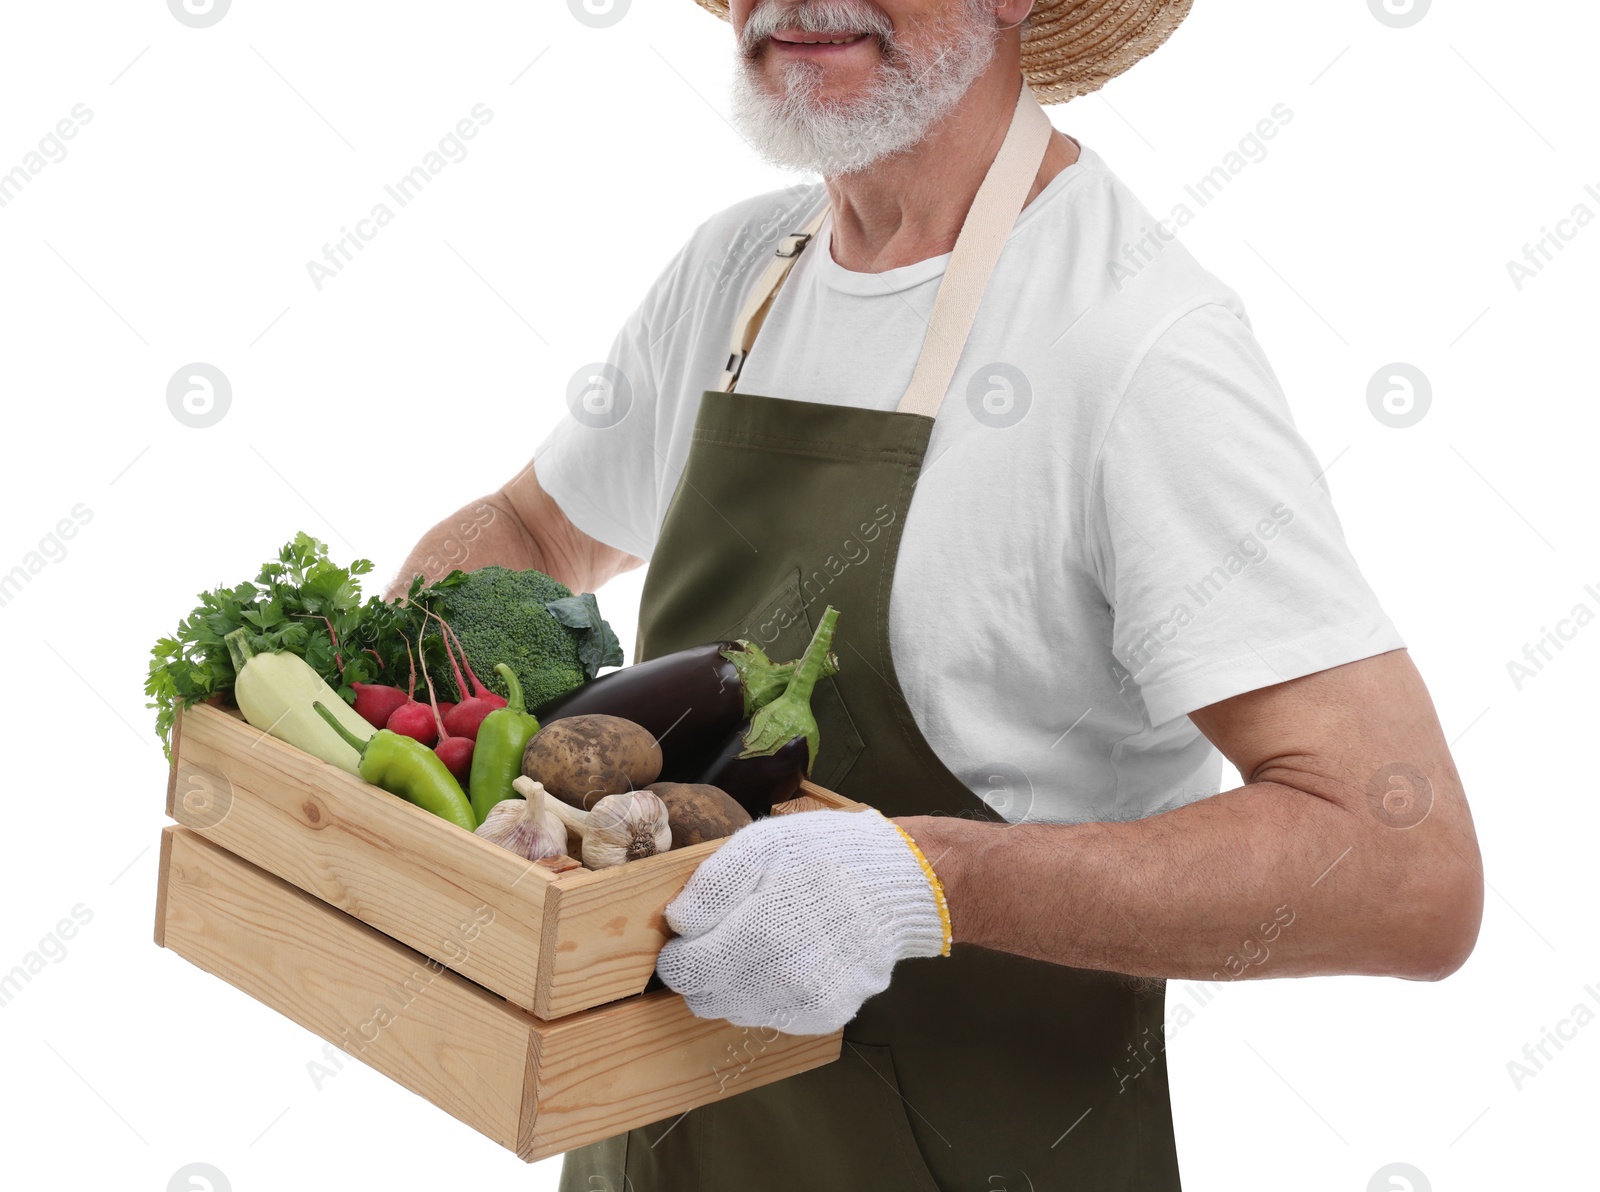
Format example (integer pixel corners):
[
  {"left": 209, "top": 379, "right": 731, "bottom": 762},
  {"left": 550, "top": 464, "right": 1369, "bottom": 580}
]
[
  {"left": 510, "top": 778, "right": 573, "bottom": 849},
  {"left": 477, "top": 780, "right": 567, "bottom": 861},
  {"left": 541, "top": 788, "right": 671, "bottom": 869}
]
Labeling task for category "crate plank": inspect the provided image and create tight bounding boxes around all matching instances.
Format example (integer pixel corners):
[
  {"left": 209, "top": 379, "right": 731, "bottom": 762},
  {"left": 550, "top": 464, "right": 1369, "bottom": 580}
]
[
  {"left": 157, "top": 825, "right": 530, "bottom": 1150},
  {"left": 525, "top": 984, "right": 843, "bottom": 1159},
  {"left": 535, "top": 780, "right": 869, "bottom": 1018},
  {"left": 536, "top": 842, "right": 713, "bottom": 1019},
  {"left": 156, "top": 825, "right": 844, "bottom": 1162},
  {"left": 170, "top": 702, "right": 555, "bottom": 1010},
  {"left": 167, "top": 702, "right": 869, "bottom": 1021}
]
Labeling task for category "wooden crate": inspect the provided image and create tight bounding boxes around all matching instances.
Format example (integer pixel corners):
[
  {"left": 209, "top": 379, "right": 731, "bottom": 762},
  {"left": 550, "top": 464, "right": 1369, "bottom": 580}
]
[{"left": 156, "top": 700, "right": 863, "bottom": 1160}]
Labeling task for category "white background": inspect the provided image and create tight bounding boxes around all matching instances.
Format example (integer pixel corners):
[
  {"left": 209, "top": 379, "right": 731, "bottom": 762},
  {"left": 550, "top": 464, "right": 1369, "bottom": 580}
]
[{"left": 1, "top": 1, "right": 1595, "bottom": 1189}]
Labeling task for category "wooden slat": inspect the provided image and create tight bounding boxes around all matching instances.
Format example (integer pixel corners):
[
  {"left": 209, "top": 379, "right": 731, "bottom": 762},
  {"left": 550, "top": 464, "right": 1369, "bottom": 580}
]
[
  {"left": 172, "top": 702, "right": 554, "bottom": 1009},
  {"left": 535, "top": 841, "right": 717, "bottom": 1019},
  {"left": 773, "top": 780, "right": 868, "bottom": 816},
  {"left": 536, "top": 780, "right": 869, "bottom": 1018},
  {"left": 155, "top": 826, "right": 845, "bottom": 1163},
  {"left": 157, "top": 826, "right": 532, "bottom": 1150},
  {"left": 171, "top": 702, "right": 871, "bottom": 1021},
  {"left": 524, "top": 987, "right": 842, "bottom": 1160},
  {"left": 152, "top": 825, "right": 175, "bottom": 949}
]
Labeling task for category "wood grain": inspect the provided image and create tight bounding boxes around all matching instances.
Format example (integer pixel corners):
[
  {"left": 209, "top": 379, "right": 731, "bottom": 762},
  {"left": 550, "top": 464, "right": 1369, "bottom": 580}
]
[
  {"left": 155, "top": 826, "right": 844, "bottom": 1162},
  {"left": 535, "top": 840, "right": 719, "bottom": 1019},
  {"left": 170, "top": 703, "right": 869, "bottom": 1021},
  {"left": 172, "top": 702, "right": 554, "bottom": 1009},
  {"left": 158, "top": 826, "right": 531, "bottom": 1150}
]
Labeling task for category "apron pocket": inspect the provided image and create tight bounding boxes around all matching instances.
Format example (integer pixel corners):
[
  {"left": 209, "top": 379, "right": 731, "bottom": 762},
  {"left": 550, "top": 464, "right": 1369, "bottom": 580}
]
[
  {"left": 718, "top": 567, "right": 865, "bottom": 792},
  {"left": 831, "top": 1041, "right": 947, "bottom": 1192}
]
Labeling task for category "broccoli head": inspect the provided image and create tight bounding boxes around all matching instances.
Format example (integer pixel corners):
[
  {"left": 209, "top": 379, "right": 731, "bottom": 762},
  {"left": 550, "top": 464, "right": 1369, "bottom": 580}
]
[{"left": 422, "top": 566, "right": 621, "bottom": 711}]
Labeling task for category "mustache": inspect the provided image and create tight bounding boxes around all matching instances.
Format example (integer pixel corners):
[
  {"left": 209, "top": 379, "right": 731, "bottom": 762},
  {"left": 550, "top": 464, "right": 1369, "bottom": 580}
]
[{"left": 739, "top": 0, "right": 896, "bottom": 53}]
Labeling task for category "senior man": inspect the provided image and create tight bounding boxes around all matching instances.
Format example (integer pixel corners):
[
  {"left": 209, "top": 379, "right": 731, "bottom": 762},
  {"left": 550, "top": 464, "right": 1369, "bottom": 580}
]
[{"left": 392, "top": 0, "right": 1483, "bottom": 1187}]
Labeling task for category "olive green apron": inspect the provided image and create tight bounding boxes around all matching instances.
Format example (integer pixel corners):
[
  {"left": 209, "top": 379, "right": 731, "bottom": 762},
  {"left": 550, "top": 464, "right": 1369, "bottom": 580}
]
[{"left": 558, "top": 81, "right": 1181, "bottom": 1192}]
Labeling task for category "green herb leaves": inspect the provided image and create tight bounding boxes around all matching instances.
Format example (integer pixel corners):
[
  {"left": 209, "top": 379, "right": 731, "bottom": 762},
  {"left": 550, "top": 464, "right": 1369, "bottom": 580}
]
[{"left": 146, "top": 536, "right": 622, "bottom": 759}]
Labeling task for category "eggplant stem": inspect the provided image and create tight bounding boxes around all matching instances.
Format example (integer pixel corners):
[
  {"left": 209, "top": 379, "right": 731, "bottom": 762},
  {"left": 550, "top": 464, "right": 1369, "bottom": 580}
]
[{"left": 736, "top": 606, "right": 839, "bottom": 769}]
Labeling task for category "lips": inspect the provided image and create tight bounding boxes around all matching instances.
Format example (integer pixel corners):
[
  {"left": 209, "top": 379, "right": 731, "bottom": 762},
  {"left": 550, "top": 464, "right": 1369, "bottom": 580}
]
[{"left": 770, "top": 30, "right": 872, "bottom": 46}]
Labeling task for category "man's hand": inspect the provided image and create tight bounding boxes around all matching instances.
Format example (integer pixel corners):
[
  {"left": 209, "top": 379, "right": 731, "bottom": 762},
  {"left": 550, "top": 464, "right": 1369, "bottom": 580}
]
[{"left": 655, "top": 809, "right": 950, "bottom": 1035}]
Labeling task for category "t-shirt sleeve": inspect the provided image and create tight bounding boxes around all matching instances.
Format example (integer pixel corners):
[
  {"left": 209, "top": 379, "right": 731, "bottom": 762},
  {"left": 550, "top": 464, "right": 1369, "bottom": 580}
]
[
  {"left": 532, "top": 241, "right": 689, "bottom": 561},
  {"left": 1086, "top": 301, "right": 1405, "bottom": 727}
]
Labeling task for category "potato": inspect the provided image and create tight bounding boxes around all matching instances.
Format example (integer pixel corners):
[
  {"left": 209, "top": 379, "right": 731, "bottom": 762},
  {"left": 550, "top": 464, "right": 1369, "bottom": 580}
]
[
  {"left": 648, "top": 782, "right": 752, "bottom": 848},
  {"left": 522, "top": 715, "right": 662, "bottom": 809}
]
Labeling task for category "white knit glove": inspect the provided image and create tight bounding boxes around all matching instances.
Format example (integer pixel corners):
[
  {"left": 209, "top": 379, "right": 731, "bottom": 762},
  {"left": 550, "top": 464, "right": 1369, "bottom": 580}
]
[{"left": 654, "top": 808, "right": 951, "bottom": 1036}]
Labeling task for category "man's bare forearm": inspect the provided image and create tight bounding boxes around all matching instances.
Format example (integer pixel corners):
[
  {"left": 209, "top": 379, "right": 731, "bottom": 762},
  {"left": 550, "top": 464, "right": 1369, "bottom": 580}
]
[
  {"left": 385, "top": 470, "right": 643, "bottom": 600},
  {"left": 896, "top": 651, "right": 1484, "bottom": 985},
  {"left": 901, "top": 781, "right": 1477, "bottom": 984},
  {"left": 384, "top": 493, "right": 543, "bottom": 599}
]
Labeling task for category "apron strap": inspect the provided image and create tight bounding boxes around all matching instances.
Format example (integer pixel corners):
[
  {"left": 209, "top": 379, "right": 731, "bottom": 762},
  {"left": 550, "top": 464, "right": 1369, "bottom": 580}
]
[
  {"left": 897, "top": 83, "right": 1053, "bottom": 417},
  {"left": 718, "top": 78, "right": 1055, "bottom": 419},
  {"left": 717, "top": 206, "right": 830, "bottom": 392}
]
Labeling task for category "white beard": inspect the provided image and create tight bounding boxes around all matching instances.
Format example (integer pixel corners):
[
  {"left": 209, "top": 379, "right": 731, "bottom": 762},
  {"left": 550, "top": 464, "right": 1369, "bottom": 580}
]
[{"left": 730, "top": 0, "right": 1000, "bottom": 177}]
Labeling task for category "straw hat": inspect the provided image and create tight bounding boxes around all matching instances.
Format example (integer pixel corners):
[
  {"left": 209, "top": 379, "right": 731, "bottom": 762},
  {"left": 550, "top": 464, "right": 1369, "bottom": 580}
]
[{"left": 689, "top": 0, "right": 1193, "bottom": 105}]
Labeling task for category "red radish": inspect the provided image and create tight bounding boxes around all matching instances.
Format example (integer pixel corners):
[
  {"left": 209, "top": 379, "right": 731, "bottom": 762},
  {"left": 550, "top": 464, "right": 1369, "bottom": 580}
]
[
  {"left": 352, "top": 682, "right": 409, "bottom": 729},
  {"left": 426, "top": 609, "right": 506, "bottom": 742},
  {"left": 419, "top": 640, "right": 475, "bottom": 786},
  {"left": 385, "top": 638, "right": 439, "bottom": 748},
  {"left": 436, "top": 701, "right": 457, "bottom": 721}
]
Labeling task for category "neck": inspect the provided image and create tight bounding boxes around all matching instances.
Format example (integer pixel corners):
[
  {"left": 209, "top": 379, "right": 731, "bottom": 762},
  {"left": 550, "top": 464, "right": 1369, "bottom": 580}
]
[{"left": 821, "top": 70, "right": 1079, "bottom": 274}]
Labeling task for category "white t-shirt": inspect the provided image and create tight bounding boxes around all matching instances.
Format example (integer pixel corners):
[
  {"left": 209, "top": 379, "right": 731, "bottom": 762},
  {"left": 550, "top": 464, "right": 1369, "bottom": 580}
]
[{"left": 535, "top": 142, "right": 1405, "bottom": 824}]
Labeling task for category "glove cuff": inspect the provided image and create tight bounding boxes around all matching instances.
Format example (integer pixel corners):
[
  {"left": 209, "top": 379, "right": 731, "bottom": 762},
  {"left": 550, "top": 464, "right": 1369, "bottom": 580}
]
[{"left": 877, "top": 811, "right": 953, "bottom": 958}]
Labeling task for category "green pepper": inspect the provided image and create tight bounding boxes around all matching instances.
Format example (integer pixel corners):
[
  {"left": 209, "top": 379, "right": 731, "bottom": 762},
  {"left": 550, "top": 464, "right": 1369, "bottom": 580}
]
[
  {"left": 469, "top": 663, "right": 542, "bottom": 823},
  {"left": 313, "top": 702, "right": 477, "bottom": 831}
]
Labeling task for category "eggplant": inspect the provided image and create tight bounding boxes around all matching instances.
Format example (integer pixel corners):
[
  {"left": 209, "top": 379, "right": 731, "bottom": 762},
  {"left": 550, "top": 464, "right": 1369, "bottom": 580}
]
[
  {"left": 534, "top": 639, "right": 835, "bottom": 775},
  {"left": 693, "top": 607, "right": 841, "bottom": 818}
]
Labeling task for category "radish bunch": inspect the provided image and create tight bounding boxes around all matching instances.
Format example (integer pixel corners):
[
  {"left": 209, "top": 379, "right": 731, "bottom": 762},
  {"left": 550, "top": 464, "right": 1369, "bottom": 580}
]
[{"left": 346, "top": 615, "right": 503, "bottom": 794}]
